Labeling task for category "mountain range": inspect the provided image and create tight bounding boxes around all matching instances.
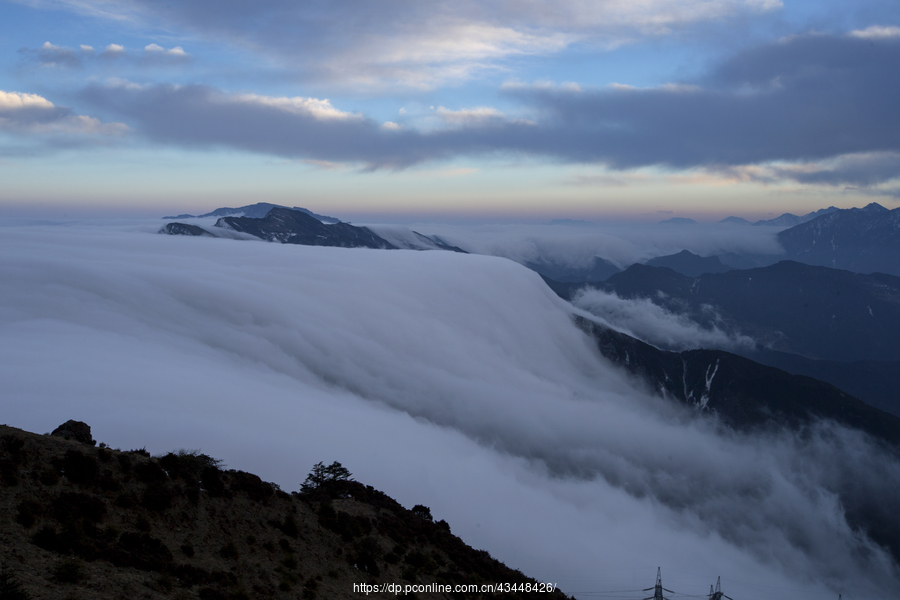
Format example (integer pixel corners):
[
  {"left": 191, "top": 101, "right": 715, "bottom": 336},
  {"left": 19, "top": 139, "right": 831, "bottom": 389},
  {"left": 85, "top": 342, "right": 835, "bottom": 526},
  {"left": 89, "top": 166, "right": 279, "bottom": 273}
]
[
  {"left": 778, "top": 202, "right": 900, "bottom": 276},
  {"left": 540, "top": 203, "right": 900, "bottom": 283},
  {"left": 162, "top": 205, "right": 465, "bottom": 253},
  {"left": 216, "top": 207, "right": 396, "bottom": 249},
  {"left": 524, "top": 256, "right": 621, "bottom": 283},
  {"left": 599, "top": 261, "right": 900, "bottom": 362},
  {"left": 720, "top": 206, "right": 839, "bottom": 227},
  {"left": 575, "top": 316, "right": 900, "bottom": 444},
  {"left": 164, "top": 203, "right": 340, "bottom": 223},
  {"left": 574, "top": 316, "right": 900, "bottom": 564},
  {"left": 644, "top": 250, "right": 730, "bottom": 277},
  {"left": 544, "top": 259, "right": 900, "bottom": 416}
]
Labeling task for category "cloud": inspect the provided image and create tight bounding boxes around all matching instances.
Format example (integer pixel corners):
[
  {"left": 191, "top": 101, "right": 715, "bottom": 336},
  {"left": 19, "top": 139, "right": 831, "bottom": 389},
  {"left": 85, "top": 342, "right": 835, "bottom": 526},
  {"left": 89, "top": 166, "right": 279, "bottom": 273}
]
[
  {"left": 508, "top": 32, "right": 900, "bottom": 169},
  {"left": 102, "top": 43, "right": 125, "bottom": 56},
  {"left": 17, "top": 41, "right": 83, "bottom": 68},
  {"left": 231, "top": 93, "right": 359, "bottom": 121},
  {"left": 0, "top": 90, "right": 55, "bottom": 111},
  {"left": 73, "top": 32, "right": 900, "bottom": 179},
  {"left": 716, "top": 152, "right": 900, "bottom": 187},
  {"left": 572, "top": 288, "right": 756, "bottom": 351},
  {"left": 405, "top": 222, "right": 784, "bottom": 272},
  {"left": 849, "top": 25, "right": 900, "bottom": 39},
  {"left": 24, "top": 0, "right": 783, "bottom": 88},
  {"left": 1, "top": 220, "right": 898, "bottom": 600},
  {"left": 77, "top": 81, "right": 468, "bottom": 167},
  {"left": 142, "top": 43, "right": 191, "bottom": 63},
  {"left": 434, "top": 105, "right": 510, "bottom": 125},
  {"left": 0, "top": 89, "right": 127, "bottom": 137},
  {"left": 18, "top": 41, "right": 190, "bottom": 69}
]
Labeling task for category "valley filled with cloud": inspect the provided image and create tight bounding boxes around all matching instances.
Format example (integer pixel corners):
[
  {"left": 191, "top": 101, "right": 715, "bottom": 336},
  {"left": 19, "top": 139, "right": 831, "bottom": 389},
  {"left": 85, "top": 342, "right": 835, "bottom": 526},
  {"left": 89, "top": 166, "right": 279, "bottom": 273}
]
[{"left": 2, "top": 221, "right": 898, "bottom": 599}]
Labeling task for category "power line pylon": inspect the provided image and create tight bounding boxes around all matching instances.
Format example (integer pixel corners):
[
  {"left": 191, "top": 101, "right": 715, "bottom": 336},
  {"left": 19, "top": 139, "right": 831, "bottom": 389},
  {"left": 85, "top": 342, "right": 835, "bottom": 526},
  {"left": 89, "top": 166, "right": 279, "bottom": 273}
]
[
  {"left": 643, "top": 568, "right": 674, "bottom": 600},
  {"left": 707, "top": 576, "right": 733, "bottom": 600}
]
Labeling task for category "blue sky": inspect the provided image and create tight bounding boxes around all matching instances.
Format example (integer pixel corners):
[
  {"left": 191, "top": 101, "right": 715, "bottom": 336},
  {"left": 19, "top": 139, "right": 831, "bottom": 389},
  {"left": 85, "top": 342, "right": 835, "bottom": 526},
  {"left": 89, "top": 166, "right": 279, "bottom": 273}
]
[{"left": 1, "top": 0, "right": 898, "bottom": 221}]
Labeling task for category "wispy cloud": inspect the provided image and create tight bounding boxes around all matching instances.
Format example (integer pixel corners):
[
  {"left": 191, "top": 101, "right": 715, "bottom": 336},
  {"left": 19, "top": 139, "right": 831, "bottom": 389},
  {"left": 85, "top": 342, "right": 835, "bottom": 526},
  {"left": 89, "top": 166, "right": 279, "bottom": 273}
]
[
  {"left": 18, "top": 0, "right": 783, "bottom": 88},
  {"left": 573, "top": 288, "right": 756, "bottom": 351}
]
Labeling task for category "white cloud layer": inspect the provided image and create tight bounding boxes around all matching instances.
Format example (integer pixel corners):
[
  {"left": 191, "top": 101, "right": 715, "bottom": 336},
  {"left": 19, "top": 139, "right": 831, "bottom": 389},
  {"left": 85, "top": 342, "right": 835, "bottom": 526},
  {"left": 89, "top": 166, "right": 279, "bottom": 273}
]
[
  {"left": 849, "top": 25, "right": 900, "bottom": 39},
  {"left": 413, "top": 222, "right": 785, "bottom": 270},
  {"left": 0, "top": 90, "right": 54, "bottom": 110},
  {"left": 231, "top": 93, "right": 360, "bottom": 121},
  {"left": 0, "top": 220, "right": 897, "bottom": 600},
  {"left": 572, "top": 288, "right": 756, "bottom": 351},
  {"left": 0, "top": 89, "right": 128, "bottom": 137}
]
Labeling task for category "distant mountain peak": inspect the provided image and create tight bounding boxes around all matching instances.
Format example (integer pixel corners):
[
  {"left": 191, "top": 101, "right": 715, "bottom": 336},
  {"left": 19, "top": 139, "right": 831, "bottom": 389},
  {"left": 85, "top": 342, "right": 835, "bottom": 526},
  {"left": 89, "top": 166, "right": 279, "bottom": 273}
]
[
  {"left": 777, "top": 203, "right": 900, "bottom": 276},
  {"left": 658, "top": 217, "right": 698, "bottom": 225},
  {"left": 753, "top": 206, "right": 839, "bottom": 227},
  {"left": 549, "top": 219, "right": 594, "bottom": 226},
  {"left": 645, "top": 249, "right": 730, "bottom": 277},
  {"left": 720, "top": 216, "right": 751, "bottom": 225},
  {"left": 214, "top": 207, "right": 395, "bottom": 249},
  {"left": 164, "top": 203, "right": 341, "bottom": 223},
  {"left": 861, "top": 202, "right": 888, "bottom": 213}
]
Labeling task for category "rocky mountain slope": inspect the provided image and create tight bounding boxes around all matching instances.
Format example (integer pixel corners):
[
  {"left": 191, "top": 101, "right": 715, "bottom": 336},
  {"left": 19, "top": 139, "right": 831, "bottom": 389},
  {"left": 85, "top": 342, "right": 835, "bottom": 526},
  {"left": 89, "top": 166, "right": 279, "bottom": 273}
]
[
  {"left": 599, "top": 261, "right": 900, "bottom": 362},
  {"left": 0, "top": 422, "right": 568, "bottom": 600},
  {"left": 215, "top": 208, "right": 396, "bottom": 249},
  {"left": 161, "top": 206, "right": 466, "bottom": 253},
  {"left": 575, "top": 317, "right": 900, "bottom": 444},
  {"left": 644, "top": 250, "right": 730, "bottom": 277},
  {"left": 164, "top": 203, "right": 340, "bottom": 224},
  {"left": 544, "top": 260, "right": 900, "bottom": 415},
  {"left": 778, "top": 203, "right": 900, "bottom": 276},
  {"left": 575, "top": 317, "right": 900, "bottom": 563}
]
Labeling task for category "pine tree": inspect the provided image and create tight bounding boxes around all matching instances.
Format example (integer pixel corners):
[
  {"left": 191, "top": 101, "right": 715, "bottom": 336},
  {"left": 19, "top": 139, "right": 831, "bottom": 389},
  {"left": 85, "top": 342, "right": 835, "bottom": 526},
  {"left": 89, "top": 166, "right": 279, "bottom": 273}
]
[{"left": 300, "top": 461, "right": 353, "bottom": 495}]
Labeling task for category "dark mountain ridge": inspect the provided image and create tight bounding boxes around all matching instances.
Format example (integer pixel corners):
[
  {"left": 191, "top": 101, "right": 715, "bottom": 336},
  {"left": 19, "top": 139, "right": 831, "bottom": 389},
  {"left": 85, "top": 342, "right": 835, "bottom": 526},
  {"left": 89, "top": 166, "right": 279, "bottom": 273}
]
[
  {"left": 645, "top": 250, "right": 730, "bottom": 277},
  {"left": 601, "top": 261, "right": 900, "bottom": 362},
  {"left": 164, "top": 203, "right": 340, "bottom": 224},
  {"left": 542, "top": 260, "right": 900, "bottom": 415},
  {"left": 215, "top": 207, "right": 396, "bottom": 249},
  {"left": 159, "top": 223, "right": 214, "bottom": 237},
  {"left": 752, "top": 206, "right": 839, "bottom": 227},
  {"left": 525, "top": 256, "right": 621, "bottom": 283},
  {"left": 575, "top": 316, "right": 900, "bottom": 445},
  {"left": 0, "top": 422, "right": 568, "bottom": 600},
  {"left": 657, "top": 217, "right": 698, "bottom": 225},
  {"left": 778, "top": 202, "right": 900, "bottom": 276},
  {"left": 574, "top": 316, "right": 900, "bottom": 563},
  {"left": 162, "top": 207, "right": 466, "bottom": 253}
]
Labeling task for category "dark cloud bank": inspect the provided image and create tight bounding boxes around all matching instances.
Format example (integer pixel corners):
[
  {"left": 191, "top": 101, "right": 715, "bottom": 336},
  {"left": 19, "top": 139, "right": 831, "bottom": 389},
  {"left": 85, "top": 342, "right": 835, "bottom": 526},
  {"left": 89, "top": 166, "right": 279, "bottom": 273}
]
[{"left": 79, "top": 32, "right": 900, "bottom": 185}]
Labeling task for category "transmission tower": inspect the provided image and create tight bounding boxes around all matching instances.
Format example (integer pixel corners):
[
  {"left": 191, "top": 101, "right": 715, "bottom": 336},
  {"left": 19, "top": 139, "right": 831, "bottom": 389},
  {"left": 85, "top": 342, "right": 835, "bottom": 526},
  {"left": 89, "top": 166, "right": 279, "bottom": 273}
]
[
  {"left": 643, "top": 568, "right": 674, "bottom": 600},
  {"left": 707, "top": 576, "right": 733, "bottom": 600}
]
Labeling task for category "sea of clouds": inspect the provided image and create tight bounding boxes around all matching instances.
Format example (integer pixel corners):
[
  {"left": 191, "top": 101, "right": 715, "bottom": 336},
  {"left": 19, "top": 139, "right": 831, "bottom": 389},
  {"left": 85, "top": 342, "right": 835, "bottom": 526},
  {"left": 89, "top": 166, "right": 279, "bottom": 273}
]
[
  {"left": 396, "top": 221, "right": 786, "bottom": 271},
  {"left": 2, "top": 219, "right": 898, "bottom": 600}
]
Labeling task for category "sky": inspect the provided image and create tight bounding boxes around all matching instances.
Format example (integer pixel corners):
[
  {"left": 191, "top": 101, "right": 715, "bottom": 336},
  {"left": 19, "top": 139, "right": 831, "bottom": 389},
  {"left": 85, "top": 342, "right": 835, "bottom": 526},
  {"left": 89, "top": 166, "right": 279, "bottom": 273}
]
[{"left": 0, "top": 0, "right": 899, "bottom": 221}]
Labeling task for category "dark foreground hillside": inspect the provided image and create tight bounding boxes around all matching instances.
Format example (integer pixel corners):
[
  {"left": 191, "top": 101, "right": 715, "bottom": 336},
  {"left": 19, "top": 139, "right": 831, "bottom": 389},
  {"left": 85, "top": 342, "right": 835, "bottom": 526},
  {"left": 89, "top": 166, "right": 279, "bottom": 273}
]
[{"left": 0, "top": 422, "right": 569, "bottom": 600}]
